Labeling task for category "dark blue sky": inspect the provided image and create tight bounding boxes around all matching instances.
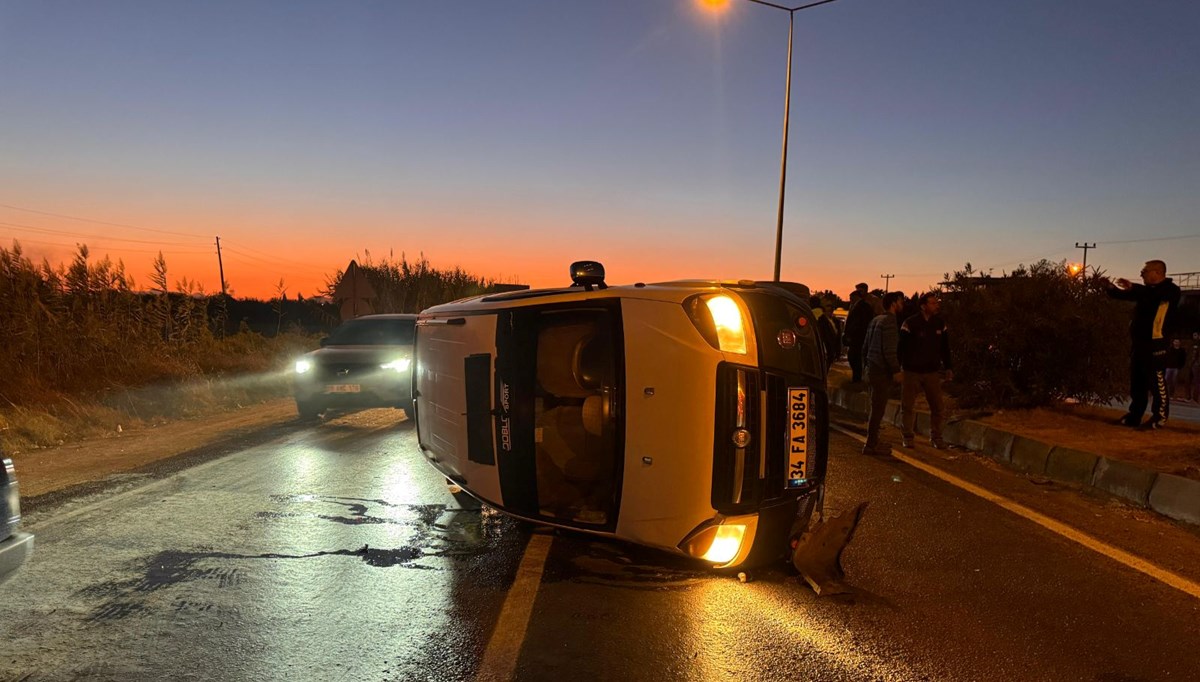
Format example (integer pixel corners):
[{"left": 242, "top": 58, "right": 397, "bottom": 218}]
[{"left": 1, "top": 0, "right": 1197, "bottom": 296}]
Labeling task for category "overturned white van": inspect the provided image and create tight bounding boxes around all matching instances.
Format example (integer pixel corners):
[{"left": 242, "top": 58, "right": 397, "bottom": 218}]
[{"left": 414, "top": 262, "right": 859, "bottom": 581}]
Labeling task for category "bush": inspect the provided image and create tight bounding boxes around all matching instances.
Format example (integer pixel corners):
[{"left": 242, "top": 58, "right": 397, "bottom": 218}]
[
  {"left": 325, "top": 252, "right": 511, "bottom": 314},
  {"left": 942, "top": 260, "right": 1130, "bottom": 408},
  {"left": 0, "top": 242, "right": 318, "bottom": 406}
]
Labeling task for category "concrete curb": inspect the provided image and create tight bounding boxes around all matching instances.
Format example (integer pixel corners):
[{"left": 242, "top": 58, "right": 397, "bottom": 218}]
[
  {"left": 1149, "top": 475, "right": 1200, "bottom": 525},
  {"left": 831, "top": 384, "right": 1199, "bottom": 527}
]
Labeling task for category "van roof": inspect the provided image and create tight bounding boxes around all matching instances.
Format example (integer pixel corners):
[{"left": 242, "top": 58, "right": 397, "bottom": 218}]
[{"left": 421, "top": 279, "right": 811, "bottom": 316}]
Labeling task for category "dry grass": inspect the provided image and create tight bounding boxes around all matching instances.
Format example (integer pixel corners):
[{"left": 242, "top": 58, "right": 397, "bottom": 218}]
[{"left": 0, "top": 368, "right": 295, "bottom": 454}]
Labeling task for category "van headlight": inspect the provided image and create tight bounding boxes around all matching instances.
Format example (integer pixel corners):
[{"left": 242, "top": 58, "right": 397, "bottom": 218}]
[
  {"left": 294, "top": 360, "right": 313, "bottom": 374},
  {"left": 684, "top": 294, "right": 750, "bottom": 354},
  {"left": 380, "top": 358, "right": 411, "bottom": 372},
  {"left": 682, "top": 523, "right": 747, "bottom": 566}
]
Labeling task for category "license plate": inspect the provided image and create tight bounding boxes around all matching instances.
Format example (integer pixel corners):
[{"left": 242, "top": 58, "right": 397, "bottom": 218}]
[
  {"left": 326, "top": 384, "right": 361, "bottom": 393},
  {"left": 787, "top": 387, "right": 810, "bottom": 488}
]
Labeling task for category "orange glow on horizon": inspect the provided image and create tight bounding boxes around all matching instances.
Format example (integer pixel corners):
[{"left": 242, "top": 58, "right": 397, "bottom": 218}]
[
  {"left": 4, "top": 234, "right": 894, "bottom": 304},
  {"left": 1, "top": 203, "right": 906, "bottom": 303}
]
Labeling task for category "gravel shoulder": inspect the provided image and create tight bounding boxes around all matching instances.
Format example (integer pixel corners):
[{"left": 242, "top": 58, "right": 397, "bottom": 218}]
[{"left": 9, "top": 399, "right": 300, "bottom": 498}]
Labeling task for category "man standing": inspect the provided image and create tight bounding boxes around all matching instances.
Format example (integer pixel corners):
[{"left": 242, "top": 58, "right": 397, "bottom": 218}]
[
  {"left": 843, "top": 283, "right": 882, "bottom": 382},
  {"left": 899, "top": 292, "right": 953, "bottom": 448},
  {"left": 1105, "top": 260, "right": 1181, "bottom": 429},
  {"left": 810, "top": 295, "right": 840, "bottom": 371},
  {"left": 862, "top": 292, "right": 905, "bottom": 455}
]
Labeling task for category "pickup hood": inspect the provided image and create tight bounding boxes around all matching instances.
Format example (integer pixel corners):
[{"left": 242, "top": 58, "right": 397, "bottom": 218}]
[{"left": 305, "top": 345, "right": 411, "bottom": 365}]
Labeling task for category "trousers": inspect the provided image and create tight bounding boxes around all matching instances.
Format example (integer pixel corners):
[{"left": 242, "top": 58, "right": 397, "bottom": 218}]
[
  {"left": 865, "top": 372, "right": 895, "bottom": 448},
  {"left": 1128, "top": 352, "right": 1169, "bottom": 424},
  {"left": 901, "top": 371, "right": 945, "bottom": 440}
]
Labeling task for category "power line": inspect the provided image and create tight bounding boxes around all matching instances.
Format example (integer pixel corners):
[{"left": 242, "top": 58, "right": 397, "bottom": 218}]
[
  {"left": 0, "top": 235, "right": 213, "bottom": 256},
  {"left": 219, "top": 239, "right": 329, "bottom": 270},
  {"left": 220, "top": 247, "right": 324, "bottom": 278},
  {"left": 0, "top": 202, "right": 211, "bottom": 238},
  {"left": 0, "top": 220, "right": 211, "bottom": 247},
  {"left": 1097, "top": 234, "right": 1200, "bottom": 245}
]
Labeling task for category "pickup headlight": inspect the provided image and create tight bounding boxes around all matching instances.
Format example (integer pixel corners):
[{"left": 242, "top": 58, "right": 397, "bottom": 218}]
[
  {"left": 380, "top": 358, "right": 411, "bottom": 372},
  {"left": 295, "top": 360, "right": 313, "bottom": 374},
  {"left": 685, "top": 293, "right": 750, "bottom": 355}
]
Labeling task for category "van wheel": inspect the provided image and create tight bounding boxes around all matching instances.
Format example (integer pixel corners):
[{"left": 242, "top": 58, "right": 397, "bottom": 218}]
[{"left": 296, "top": 400, "right": 323, "bottom": 421}]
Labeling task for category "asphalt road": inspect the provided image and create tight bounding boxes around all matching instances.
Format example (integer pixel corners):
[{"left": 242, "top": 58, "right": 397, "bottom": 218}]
[{"left": 1, "top": 410, "right": 1197, "bottom": 681}]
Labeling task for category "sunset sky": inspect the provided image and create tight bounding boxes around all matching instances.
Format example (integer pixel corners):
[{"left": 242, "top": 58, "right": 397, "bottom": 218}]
[{"left": 2, "top": 0, "right": 1197, "bottom": 300}]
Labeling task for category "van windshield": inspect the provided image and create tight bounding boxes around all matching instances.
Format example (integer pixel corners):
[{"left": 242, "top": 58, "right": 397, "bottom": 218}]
[{"left": 326, "top": 318, "right": 415, "bottom": 346}]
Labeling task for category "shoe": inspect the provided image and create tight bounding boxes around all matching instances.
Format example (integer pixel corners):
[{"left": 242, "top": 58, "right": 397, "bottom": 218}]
[
  {"left": 862, "top": 443, "right": 891, "bottom": 456},
  {"left": 930, "top": 438, "right": 949, "bottom": 450},
  {"left": 1141, "top": 418, "right": 1166, "bottom": 431},
  {"left": 901, "top": 436, "right": 915, "bottom": 448},
  {"left": 1113, "top": 414, "right": 1141, "bottom": 428}
]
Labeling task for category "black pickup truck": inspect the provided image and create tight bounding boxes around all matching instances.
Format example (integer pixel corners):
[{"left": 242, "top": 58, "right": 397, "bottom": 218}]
[{"left": 0, "top": 457, "right": 33, "bottom": 585}]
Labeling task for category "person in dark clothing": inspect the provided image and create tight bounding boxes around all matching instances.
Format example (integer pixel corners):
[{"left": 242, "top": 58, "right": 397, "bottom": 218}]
[
  {"left": 843, "top": 283, "right": 881, "bottom": 382},
  {"left": 1164, "top": 338, "right": 1186, "bottom": 401},
  {"left": 898, "top": 292, "right": 953, "bottom": 448},
  {"left": 1104, "top": 259, "right": 1181, "bottom": 429},
  {"left": 810, "top": 295, "right": 840, "bottom": 371},
  {"left": 862, "top": 292, "right": 905, "bottom": 455}
]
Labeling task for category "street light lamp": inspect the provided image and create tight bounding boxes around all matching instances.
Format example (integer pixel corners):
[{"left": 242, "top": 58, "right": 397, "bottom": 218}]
[{"left": 701, "top": 0, "right": 845, "bottom": 281}]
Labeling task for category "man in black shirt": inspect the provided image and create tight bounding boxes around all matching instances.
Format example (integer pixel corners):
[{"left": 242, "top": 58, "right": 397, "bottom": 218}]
[
  {"left": 843, "top": 283, "right": 881, "bottom": 382},
  {"left": 899, "top": 292, "right": 953, "bottom": 448},
  {"left": 1105, "top": 259, "right": 1181, "bottom": 429}
]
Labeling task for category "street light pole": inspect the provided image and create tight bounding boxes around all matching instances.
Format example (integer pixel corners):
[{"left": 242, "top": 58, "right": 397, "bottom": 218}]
[
  {"left": 740, "top": 0, "right": 843, "bottom": 281},
  {"left": 772, "top": 10, "right": 794, "bottom": 282}
]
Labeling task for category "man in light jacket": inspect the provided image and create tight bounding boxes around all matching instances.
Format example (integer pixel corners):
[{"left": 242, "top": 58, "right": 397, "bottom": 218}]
[{"left": 862, "top": 292, "right": 905, "bottom": 455}]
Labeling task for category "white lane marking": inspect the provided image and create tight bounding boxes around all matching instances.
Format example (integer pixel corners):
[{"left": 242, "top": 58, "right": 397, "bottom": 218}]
[
  {"left": 477, "top": 532, "right": 553, "bottom": 682},
  {"left": 832, "top": 424, "right": 1200, "bottom": 602}
]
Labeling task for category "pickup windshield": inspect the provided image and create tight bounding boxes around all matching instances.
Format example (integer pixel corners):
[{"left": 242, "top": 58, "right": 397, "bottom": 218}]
[{"left": 326, "top": 318, "right": 415, "bottom": 346}]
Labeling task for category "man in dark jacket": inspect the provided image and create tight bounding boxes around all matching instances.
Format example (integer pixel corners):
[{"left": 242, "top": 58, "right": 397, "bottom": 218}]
[
  {"left": 899, "top": 292, "right": 953, "bottom": 448},
  {"left": 1105, "top": 259, "right": 1181, "bottom": 429},
  {"left": 843, "top": 283, "right": 882, "bottom": 382},
  {"left": 862, "top": 292, "right": 905, "bottom": 455},
  {"left": 810, "top": 295, "right": 840, "bottom": 370}
]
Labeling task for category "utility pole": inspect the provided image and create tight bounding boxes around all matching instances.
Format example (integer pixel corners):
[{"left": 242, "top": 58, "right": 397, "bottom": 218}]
[
  {"left": 215, "top": 236, "right": 227, "bottom": 296},
  {"left": 880, "top": 273, "right": 894, "bottom": 293},
  {"left": 1075, "top": 242, "right": 1096, "bottom": 276}
]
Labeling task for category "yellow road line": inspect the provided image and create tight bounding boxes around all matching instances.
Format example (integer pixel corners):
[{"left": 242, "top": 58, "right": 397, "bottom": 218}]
[
  {"left": 477, "top": 532, "right": 553, "bottom": 682},
  {"left": 832, "top": 425, "right": 1200, "bottom": 601}
]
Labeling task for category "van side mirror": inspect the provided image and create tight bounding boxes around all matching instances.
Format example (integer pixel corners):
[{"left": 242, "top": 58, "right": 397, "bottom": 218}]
[{"left": 570, "top": 261, "right": 607, "bottom": 291}]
